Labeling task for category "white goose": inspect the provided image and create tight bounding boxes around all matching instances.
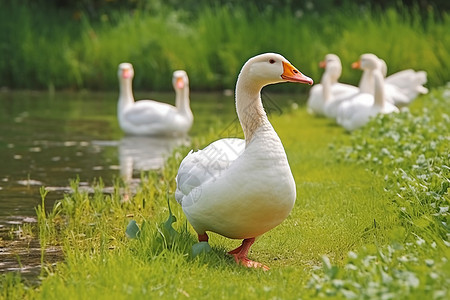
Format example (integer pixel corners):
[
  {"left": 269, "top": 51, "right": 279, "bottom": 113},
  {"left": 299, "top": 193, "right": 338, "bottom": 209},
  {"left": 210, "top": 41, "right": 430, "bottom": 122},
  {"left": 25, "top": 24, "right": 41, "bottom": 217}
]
[
  {"left": 175, "top": 53, "right": 313, "bottom": 270},
  {"left": 307, "top": 54, "right": 358, "bottom": 116},
  {"left": 357, "top": 56, "right": 428, "bottom": 108},
  {"left": 117, "top": 63, "right": 193, "bottom": 136},
  {"left": 336, "top": 54, "right": 399, "bottom": 131}
]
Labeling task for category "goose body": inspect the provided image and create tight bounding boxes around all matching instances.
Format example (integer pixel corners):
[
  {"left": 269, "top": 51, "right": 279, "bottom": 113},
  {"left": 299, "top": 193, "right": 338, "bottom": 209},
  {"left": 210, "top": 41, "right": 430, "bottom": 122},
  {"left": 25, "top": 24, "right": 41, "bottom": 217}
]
[
  {"left": 175, "top": 53, "right": 313, "bottom": 269},
  {"left": 117, "top": 63, "right": 193, "bottom": 136},
  {"left": 307, "top": 54, "right": 358, "bottom": 117},
  {"left": 336, "top": 54, "right": 399, "bottom": 131},
  {"left": 384, "top": 69, "right": 428, "bottom": 107},
  {"left": 358, "top": 57, "right": 428, "bottom": 108}
]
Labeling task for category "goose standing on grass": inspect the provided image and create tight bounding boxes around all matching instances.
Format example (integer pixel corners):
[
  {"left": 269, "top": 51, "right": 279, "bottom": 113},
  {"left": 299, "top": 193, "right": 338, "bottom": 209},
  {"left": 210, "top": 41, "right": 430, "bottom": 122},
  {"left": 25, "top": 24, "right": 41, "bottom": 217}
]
[
  {"left": 336, "top": 54, "right": 399, "bottom": 131},
  {"left": 175, "top": 53, "right": 313, "bottom": 270},
  {"left": 117, "top": 63, "right": 193, "bottom": 136},
  {"left": 307, "top": 54, "right": 358, "bottom": 116}
]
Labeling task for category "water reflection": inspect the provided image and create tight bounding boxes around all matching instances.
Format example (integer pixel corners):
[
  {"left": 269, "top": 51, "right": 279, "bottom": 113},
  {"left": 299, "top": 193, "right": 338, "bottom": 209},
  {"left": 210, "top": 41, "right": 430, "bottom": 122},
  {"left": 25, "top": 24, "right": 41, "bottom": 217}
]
[{"left": 118, "top": 135, "right": 190, "bottom": 181}]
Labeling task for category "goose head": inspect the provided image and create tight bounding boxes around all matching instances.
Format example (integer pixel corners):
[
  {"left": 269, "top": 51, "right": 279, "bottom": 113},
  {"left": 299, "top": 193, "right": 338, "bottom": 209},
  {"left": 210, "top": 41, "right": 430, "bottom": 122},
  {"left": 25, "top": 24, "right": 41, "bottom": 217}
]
[
  {"left": 239, "top": 53, "right": 313, "bottom": 89},
  {"left": 173, "top": 70, "right": 189, "bottom": 90},
  {"left": 320, "top": 54, "right": 342, "bottom": 83},
  {"left": 352, "top": 53, "right": 380, "bottom": 72},
  {"left": 352, "top": 53, "right": 387, "bottom": 77},
  {"left": 118, "top": 63, "right": 134, "bottom": 80}
]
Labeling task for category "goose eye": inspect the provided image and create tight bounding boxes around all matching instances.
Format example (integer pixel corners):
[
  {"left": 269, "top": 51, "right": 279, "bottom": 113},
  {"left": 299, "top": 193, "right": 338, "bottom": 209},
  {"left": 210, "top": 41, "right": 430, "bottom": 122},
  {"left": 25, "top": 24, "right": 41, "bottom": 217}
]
[{"left": 269, "top": 59, "right": 276, "bottom": 64}]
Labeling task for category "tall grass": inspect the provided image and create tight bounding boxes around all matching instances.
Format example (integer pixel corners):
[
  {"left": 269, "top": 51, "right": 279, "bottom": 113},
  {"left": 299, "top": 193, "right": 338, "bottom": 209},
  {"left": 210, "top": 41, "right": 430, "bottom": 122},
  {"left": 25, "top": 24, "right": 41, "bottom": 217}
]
[
  {"left": 0, "top": 2, "right": 84, "bottom": 90},
  {"left": 1, "top": 2, "right": 449, "bottom": 91}
]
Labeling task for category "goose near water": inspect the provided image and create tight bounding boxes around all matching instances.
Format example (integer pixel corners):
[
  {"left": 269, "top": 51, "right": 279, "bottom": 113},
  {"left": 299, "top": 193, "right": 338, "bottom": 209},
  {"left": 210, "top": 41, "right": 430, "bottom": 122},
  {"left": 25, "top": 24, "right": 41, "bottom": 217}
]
[
  {"left": 117, "top": 63, "right": 193, "bottom": 136},
  {"left": 175, "top": 53, "right": 313, "bottom": 270}
]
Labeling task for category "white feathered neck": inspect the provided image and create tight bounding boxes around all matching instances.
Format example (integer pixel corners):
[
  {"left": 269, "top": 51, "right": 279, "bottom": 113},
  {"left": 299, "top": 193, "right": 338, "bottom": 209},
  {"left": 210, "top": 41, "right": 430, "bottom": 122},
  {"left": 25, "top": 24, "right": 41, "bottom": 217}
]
[
  {"left": 118, "top": 73, "right": 134, "bottom": 111},
  {"left": 372, "top": 68, "right": 386, "bottom": 108},
  {"left": 235, "top": 66, "right": 272, "bottom": 144},
  {"left": 174, "top": 76, "right": 193, "bottom": 120}
]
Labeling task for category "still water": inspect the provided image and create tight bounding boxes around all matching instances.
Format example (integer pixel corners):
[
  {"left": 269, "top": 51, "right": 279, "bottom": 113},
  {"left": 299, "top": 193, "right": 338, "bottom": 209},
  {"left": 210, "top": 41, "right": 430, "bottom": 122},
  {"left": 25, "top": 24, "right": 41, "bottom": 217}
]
[{"left": 0, "top": 89, "right": 301, "bottom": 276}]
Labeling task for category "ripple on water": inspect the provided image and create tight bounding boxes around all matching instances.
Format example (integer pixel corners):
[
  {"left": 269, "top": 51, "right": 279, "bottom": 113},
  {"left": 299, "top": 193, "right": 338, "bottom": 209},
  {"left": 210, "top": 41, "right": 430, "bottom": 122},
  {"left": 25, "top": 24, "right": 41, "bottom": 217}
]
[
  {"left": 16, "top": 179, "right": 44, "bottom": 186},
  {"left": 0, "top": 219, "right": 63, "bottom": 283}
]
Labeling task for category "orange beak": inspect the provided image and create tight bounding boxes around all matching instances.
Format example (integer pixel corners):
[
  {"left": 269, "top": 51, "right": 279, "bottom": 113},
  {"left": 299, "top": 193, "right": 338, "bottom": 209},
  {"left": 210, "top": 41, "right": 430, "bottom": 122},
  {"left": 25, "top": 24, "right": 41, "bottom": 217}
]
[
  {"left": 176, "top": 77, "right": 184, "bottom": 89},
  {"left": 122, "top": 69, "right": 132, "bottom": 79},
  {"left": 319, "top": 60, "right": 326, "bottom": 68},
  {"left": 281, "top": 61, "right": 313, "bottom": 85},
  {"left": 351, "top": 60, "right": 361, "bottom": 69}
]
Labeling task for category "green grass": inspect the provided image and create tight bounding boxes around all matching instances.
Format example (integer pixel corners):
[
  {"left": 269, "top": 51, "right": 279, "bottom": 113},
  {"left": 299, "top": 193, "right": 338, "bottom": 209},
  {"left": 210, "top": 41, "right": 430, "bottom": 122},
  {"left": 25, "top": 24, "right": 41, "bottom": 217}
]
[
  {"left": 1, "top": 2, "right": 449, "bottom": 90},
  {"left": 2, "top": 86, "right": 449, "bottom": 299},
  {"left": 304, "top": 86, "right": 450, "bottom": 299}
]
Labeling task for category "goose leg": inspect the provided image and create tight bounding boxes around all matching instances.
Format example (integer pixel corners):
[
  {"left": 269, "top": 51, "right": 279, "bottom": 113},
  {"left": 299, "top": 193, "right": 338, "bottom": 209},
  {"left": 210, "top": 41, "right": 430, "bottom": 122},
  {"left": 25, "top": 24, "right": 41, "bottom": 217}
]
[
  {"left": 228, "top": 244, "right": 243, "bottom": 254},
  {"left": 228, "top": 238, "right": 269, "bottom": 270},
  {"left": 198, "top": 233, "right": 209, "bottom": 242}
]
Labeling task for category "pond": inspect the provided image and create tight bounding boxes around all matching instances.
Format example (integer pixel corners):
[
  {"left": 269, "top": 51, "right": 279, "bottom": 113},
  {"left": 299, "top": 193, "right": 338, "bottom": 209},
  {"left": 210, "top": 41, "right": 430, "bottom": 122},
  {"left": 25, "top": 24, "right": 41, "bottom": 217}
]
[{"left": 0, "top": 88, "right": 303, "bottom": 279}]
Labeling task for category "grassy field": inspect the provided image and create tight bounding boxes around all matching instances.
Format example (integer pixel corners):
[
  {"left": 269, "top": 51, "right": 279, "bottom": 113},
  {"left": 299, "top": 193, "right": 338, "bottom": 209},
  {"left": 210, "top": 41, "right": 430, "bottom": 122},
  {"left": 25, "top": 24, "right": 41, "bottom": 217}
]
[
  {"left": 1, "top": 85, "right": 449, "bottom": 299},
  {"left": 0, "top": 2, "right": 449, "bottom": 91}
]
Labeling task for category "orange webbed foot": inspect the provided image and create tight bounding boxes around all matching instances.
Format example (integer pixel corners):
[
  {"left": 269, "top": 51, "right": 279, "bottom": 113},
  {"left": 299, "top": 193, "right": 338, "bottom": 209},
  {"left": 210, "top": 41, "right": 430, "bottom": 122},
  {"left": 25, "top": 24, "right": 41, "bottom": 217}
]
[
  {"left": 228, "top": 238, "right": 269, "bottom": 271},
  {"left": 231, "top": 254, "right": 270, "bottom": 270}
]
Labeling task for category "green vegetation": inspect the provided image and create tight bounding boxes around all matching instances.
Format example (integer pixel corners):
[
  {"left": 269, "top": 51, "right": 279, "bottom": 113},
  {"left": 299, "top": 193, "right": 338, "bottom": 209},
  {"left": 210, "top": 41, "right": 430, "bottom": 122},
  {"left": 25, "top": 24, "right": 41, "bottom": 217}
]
[
  {"left": 1, "top": 1, "right": 449, "bottom": 91},
  {"left": 1, "top": 86, "right": 449, "bottom": 298},
  {"left": 307, "top": 85, "right": 450, "bottom": 298},
  {"left": 1, "top": 1, "right": 449, "bottom": 298}
]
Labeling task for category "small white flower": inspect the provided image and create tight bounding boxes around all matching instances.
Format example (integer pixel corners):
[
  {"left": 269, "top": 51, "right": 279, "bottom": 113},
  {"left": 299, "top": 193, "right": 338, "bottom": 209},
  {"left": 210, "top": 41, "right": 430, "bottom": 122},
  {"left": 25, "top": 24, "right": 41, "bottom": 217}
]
[
  {"left": 425, "top": 259, "right": 434, "bottom": 267},
  {"left": 348, "top": 251, "right": 358, "bottom": 259}
]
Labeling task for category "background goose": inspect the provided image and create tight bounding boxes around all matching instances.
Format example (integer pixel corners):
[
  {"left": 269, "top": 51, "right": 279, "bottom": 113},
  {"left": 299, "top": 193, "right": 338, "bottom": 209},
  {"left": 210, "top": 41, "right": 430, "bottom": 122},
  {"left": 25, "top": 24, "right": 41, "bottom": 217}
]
[
  {"left": 357, "top": 56, "right": 428, "bottom": 108},
  {"left": 307, "top": 54, "right": 358, "bottom": 116},
  {"left": 336, "top": 54, "right": 399, "bottom": 131},
  {"left": 117, "top": 63, "right": 193, "bottom": 136},
  {"left": 175, "top": 53, "right": 313, "bottom": 270}
]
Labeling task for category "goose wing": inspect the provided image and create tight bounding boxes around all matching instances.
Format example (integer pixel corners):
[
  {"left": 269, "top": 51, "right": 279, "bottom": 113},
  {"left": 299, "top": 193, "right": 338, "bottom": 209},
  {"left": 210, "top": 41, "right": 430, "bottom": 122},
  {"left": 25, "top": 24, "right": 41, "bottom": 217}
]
[{"left": 175, "top": 138, "right": 245, "bottom": 205}]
